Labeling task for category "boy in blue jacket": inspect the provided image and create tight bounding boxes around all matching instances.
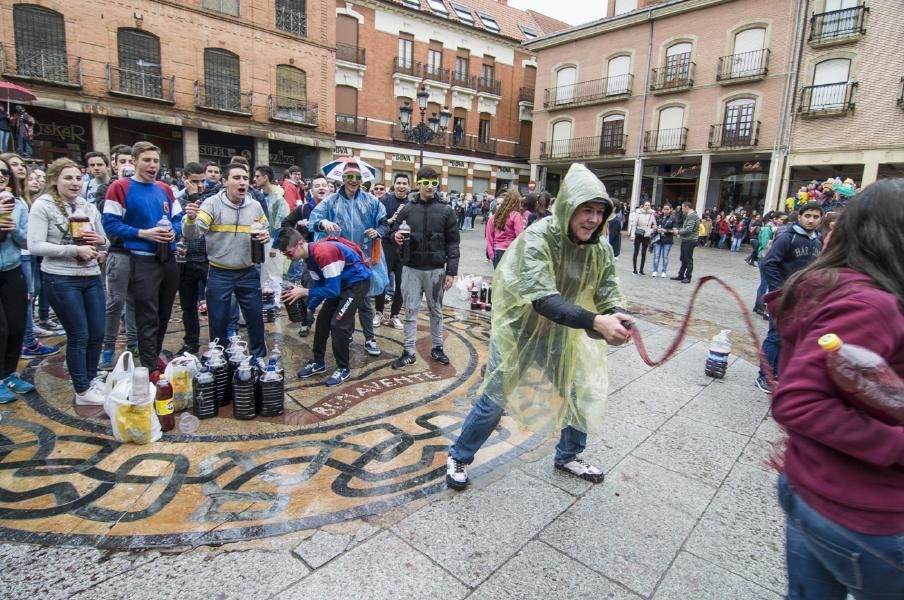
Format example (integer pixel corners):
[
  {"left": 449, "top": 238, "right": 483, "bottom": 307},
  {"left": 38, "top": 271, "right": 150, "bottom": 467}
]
[{"left": 278, "top": 227, "right": 371, "bottom": 387}]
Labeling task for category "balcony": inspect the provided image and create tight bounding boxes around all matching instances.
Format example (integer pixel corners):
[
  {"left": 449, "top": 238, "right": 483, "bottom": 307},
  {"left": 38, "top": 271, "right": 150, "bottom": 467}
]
[
  {"left": 268, "top": 95, "right": 318, "bottom": 126},
  {"left": 476, "top": 138, "right": 497, "bottom": 154},
  {"left": 544, "top": 74, "right": 633, "bottom": 110},
  {"left": 476, "top": 77, "right": 501, "bottom": 96},
  {"left": 650, "top": 57, "right": 695, "bottom": 94},
  {"left": 106, "top": 65, "right": 175, "bottom": 104},
  {"left": 452, "top": 71, "right": 475, "bottom": 88},
  {"left": 337, "top": 43, "right": 366, "bottom": 65},
  {"left": 423, "top": 64, "right": 451, "bottom": 85},
  {"left": 809, "top": 4, "right": 867, "bottom": 47},
  {"left": 716, "top": 49, "right": 770, "bottom": 84},
  {"left": 539, "top": 135, "right": 628, "bottom": 160},
  {"left": 0, "top": 45, "right": 82, "bottom": 88},
  {"left": 393, "top": 57, "right": 420, "bottom": 77},
  {"left": 708, "top": 122, "right": 760, "bottom": 149},
  {"left": 643, "top": 128, "right": 688, "bottom": 152},
  {"left": 519, "top": 87, "right": 535, "bottom": 104},
  {"left": 514, "top": 142, "right": 530, "bottom": 158},
  {"left": 798, "top": 81, "right": 857, "bottom": 116},
  {"left": 194, "top": 81, "right": 253, "bottom": 115},
  {"left": 390, "top": 124, "right": 447, "bottom": 147},
  {"left": 336, "top": 113, "right": 367, "bottom": 135}
]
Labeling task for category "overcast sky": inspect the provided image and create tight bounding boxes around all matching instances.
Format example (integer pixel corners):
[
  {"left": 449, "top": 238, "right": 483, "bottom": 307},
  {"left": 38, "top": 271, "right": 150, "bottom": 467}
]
[{"left": 507, "top": 0, "right": 609, "bottom": 26}]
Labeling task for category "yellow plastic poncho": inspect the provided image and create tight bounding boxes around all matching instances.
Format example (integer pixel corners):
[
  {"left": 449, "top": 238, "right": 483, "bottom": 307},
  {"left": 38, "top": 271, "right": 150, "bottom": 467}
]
[{"left": 482, "top": 163, "right": 626, "bottom": 434}]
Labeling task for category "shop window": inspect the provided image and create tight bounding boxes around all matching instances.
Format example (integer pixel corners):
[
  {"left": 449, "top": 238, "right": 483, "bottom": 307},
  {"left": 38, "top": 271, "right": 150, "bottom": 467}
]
[
  {"left": 275, "top": 0, "right": 306, "bottom": 37},
  {"left": 12, "top": 5, "right": 69, "bottom": 83},
  {"left": 116, "top": 29, "right": 163, "bottom": 99},
  {"left": 202, "top": 0, "right": 239, "bottom": 17},
  {"left": 275, "top": 65, "right": 308, "bottom": 121},
  {"left": 203, "top": 48, "right": 241, "bottom": 111}
]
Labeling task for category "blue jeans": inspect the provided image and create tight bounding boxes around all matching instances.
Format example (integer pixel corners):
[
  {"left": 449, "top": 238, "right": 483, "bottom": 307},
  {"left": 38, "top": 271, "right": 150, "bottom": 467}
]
[
  {"left": 719, "top": 233, "right": 728, "bottom": 248},
  {"left": 450, "top": 393, "right": 587, "bottom": 465},
  {"left": 778, "top": 474, "right": 904, "bottom": 599},
  {"left": 0, "top": 130, "right": 10, "bottom": 153},
  {"left": 755, "top": 267, "right": 768, "bottom": 307},
  {"left": 759, "top": 315, "right": 780, "bottom": 380},
  {"left": 206, "top": 266, "right": 266, "bottom": 358},
  {"left": 652, "top": 242, "right": 671, "bottom": 274},
  {"left": 731, "top": 236, "right": 743, "bottom": 252},
  {"left": 43, "top": 273, "right": 105, "bottom": 393},
  {"left": 20, "top": 256, "right": 37, "bottom": 348},
  {"left": 15, "top": 135, "right": 31, "bottom": 157}
]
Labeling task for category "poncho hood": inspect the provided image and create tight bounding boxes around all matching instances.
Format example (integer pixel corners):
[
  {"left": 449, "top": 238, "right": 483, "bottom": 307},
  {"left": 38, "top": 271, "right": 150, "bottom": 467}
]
[{"left": 552, "top": 163, "right": 614, "bottom": 246}]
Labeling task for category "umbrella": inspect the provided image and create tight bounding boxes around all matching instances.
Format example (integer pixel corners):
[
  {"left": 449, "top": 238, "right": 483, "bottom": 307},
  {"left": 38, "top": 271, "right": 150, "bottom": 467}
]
[
  {"left": 322, "top": 156, "right": 377, "bottom": 183},
  {"left": 0, "top": 80, "right": 36, "bottom": 111}
]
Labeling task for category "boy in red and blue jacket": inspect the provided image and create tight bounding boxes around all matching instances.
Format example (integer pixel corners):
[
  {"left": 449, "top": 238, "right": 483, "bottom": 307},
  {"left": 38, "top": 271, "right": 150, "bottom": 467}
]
[{"left": 278, "top": 227, "right": 371, "bottom": 387}]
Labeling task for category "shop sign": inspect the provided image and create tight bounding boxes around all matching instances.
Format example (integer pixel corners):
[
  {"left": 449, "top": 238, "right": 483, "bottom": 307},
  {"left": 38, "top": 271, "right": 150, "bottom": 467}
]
[
  {"left": 497, "top": 166, "right": 513, "bottom": 173},
  {"left": 36, "top": 122, "right": 87, "bottom": 144},
  {"left": 743, "top": 161, "right": 763, "bottom": 172},
  {"left": 199, "top": 144, "right": 252, "bottom": 161},
  {"left": 269, "top": 151, "right": 296, "bottom": 166},
  {"left": 449, "top": 160, "right": 466, "bottom": 167},
  {"left": 669, "top": 164, "right": 700, "bottom": 178},
  {"left": 334, "top": 145, "right": 352, "bottom": 155},
  {"left": 392, "top": 153, "right": 414, "bottom": 162}
]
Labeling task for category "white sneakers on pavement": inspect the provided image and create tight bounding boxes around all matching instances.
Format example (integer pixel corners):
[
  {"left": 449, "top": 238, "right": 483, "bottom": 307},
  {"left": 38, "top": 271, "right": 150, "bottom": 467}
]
[{"left": 555, "top": 458, "right": 605, "bottom": 483}]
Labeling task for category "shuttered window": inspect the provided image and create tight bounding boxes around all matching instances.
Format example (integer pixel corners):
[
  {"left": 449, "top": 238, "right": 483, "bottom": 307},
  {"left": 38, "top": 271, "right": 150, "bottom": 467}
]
[
  {"left": 117, "top": 29, "right": 163, "bottom": 99},
  {"left": 275, "top": 65, "right": 308, "bottom": 120},
  {"left": 203, "top": 48, "right": 241, "bottom": 111},
  {"left": 13, "top": 5, "right": 69, "bottom": 83},
  {"left": 202, "top": 0, "right": 239, "bottom": 17}
]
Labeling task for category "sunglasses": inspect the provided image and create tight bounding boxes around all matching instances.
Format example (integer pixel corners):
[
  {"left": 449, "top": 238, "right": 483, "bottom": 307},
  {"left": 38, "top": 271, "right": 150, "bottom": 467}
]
[
  {"left": 373, "top": 186, "right": 385, "bottom": 191},
  {"left": 0, "top": 169, "right": 9, "bottom": 177},
  {"left": 344, "top": 173, "right": 362, "bottom": 181},
  {"left": 417, "top": 179, "right": 440, "bottom": 188}
]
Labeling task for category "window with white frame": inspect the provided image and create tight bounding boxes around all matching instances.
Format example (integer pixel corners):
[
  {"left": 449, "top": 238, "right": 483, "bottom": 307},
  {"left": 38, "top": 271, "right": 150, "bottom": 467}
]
[
  {"left": 518, "top": 25, "right": 537, "bottom": 39},
  {"left": 476, "top": 11, "right": 501, "bottom": 32},
  {"left": 551, "top": 120, "right": 572, "bottom": 158},
  {"left": 450, "top": 2, "right": 474, "bottom": 23},
  {"left": 606, "top": 55, "right": 631, "bottom": 95},
  {"left": 665, "top": 43, "right": 692, "bottom": 83},
  {"left": 730, "top": 28, "right": 766, "bottom": 77},
  {"left": 601, "top": 114, "right": 625, "bottom": 150},
  {"left": 810, "top": 58, "right": 851, "bottom": 109},
  {"left": 426, "top": 0, "right": 449, "bottom": 16},
  {"left": 656, "top": 106, "right": 685, "bottom": 150},
  {"left": 554, "top": 66, "right": 576, "bottom": 104}
]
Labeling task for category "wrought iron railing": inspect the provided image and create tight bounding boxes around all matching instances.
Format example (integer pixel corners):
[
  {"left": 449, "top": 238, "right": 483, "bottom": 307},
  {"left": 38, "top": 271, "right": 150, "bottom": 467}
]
[
  {"left": 476, "top": 77, "right": 501, "bottom": 95},
  {"left": 810, "top": 5, "right": 867, "bottom": 43},
  {"left": 336, "top": 113, "right": 367, "bottom": 135},
  {"left": 519, "top": 87, "right": 535, "bottom": 103},
  {"left": 476, "top": 139, "right": 497, "bottom": 153},
  {"left": 798, "top": 81, "right": 857, "bottom": 114},
  {"left": 390, "top": 124, "right": 447, "bottom": 146},
  {"left": 194, "top": 80, "right": 253, "bottom": 114},
  {"left": 0, "top": 45, "right": 82, "bottom": 87},
  {"left": 544, "top": 74, "right": 633, "bottom": 108},
  {"left": 717, "top": 49, "right": 770, "bottom": 82},
  {"left": 650, "top": 56, "right": 695, "bottom": 92},
  {"left": 106, "top": 65, "right": 174, "bottom": 103},
  {"left": 423, "top": 64, "right": 451, "bottom": 84},
  {"left": 709, "top": 121, "right": 760, "bottom": 148},
  {"left": 514, "top": 142, "right": 530, "bottom": 158},
  {"left": 269, "top": 95, "right": 317, "bottom": 125},
  {"left": 275, "top": 6, "right": 307, "bottom": 36},
  {"left": 452, "top": 71, "right": 475, "bottom": 88},
  {"left": 337, "top": 43, "right": 365, "bottom": 65},
  {"left": 643, "top": 128, "right": 688, "bottom": 152},
  {"left": 539, "top": 135, "right": 627, "bottom": 160},
  {"left": 393, "top": 57, "right": 419, "bottom": 77}
]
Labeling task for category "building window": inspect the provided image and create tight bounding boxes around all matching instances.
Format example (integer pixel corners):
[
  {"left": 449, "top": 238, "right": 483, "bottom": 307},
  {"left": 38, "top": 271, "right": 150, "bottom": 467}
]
[
  {"left": 656, "top": 106, "right": 685, "bottom": 150},
  {"left": 12, "top": 4, "right": 69, "bottom": 83},
  {"left": 336, "top": 85, "right": 358, "bottom": 117},
  {"left": 614, "top": 0, "right": 638, "bottom": 15},
  {"left": 518, "top": 25, "right": 537, "bottom": 39},
  {"left": 554, "top": 66, "right": 576, "bottom": 104},
  {"left": 476, "top": 11, "right": 501, "bottom": 32},
  {"left": 116, "top": 28, "right": 163, "bottom": 99},
  {"left": 550, "top": 120, "right": 572, "bottom": 158},
  {"left": 665, "top": 43, "right": 692, "bottom": 83},
  {"left": 275, "top": 64, "right": 308, "bottom": 121},
  {"left": 601, "top": 114, "right": 625, "bottom": 151},
  {"left": 479, "top": 115, "right": 491, "bottom": 143},
  {"left": 808, "top": 58, "right": 852, "bottom": 109},
  {"left": 455, "top": 56, "right": 469, "bottom": 80},
  {"left": 729, "top": 28, "right": 766, "bottom": 78},
  {"left": 427, "top": 0, "right": 449, "bottom": 16},
  {"left": 398, "top": 37, "right": 414, "bottom": 69},
  {"left": 723, "top": 98, "right": 756, "bottom": 144},
  {"left": 402, "top": 0, "right": 420, "bottom": 8},
  {"left": 275, "top": 0, "right": 306, "bottom": 36},
  {"left": 202, "top": 0, "right": 239, "bottom": 17},
  {"left": 203, "top": 48, "right": 241, "bottom": 111},
  {"left": 813, "top": 0, "right": 863, "bottom": 40},
  {"left": 606, "top": 55, "right": 631, "bottom": 95},
  {"left": 450, "top": 2, "right": 474, "bottom": 23},
  {"left": 428, "top": 44, "right": 443, "bottom": 75},
  {"left": 482, "top": 63, "right": 495, "bottom": 82},
  {"left": 337, "top": 14, "right": 361, "bottom": 63}
]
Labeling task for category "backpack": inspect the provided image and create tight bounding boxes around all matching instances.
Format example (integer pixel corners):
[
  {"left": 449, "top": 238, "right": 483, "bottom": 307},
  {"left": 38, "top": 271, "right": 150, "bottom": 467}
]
[{"left": 321, "top": 236, "right": 370, "bottom": 267}]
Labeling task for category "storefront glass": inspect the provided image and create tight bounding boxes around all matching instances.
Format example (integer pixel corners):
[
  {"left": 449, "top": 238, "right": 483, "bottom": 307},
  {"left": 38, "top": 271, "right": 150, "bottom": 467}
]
[
  {"left": 707, "top": 160, "right": 771, "bottom": 214},
  {"left": 198, "top": 130, "right": 254, "bottom": 167},
  {"left": 24, "top": 106, "right": 92, "bottom": 165}
]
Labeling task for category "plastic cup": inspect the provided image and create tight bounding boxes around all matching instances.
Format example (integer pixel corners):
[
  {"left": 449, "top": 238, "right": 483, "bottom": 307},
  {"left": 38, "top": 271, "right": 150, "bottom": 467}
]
[{"left": 178, "top": 413, "right": 200, "bottom": 434}]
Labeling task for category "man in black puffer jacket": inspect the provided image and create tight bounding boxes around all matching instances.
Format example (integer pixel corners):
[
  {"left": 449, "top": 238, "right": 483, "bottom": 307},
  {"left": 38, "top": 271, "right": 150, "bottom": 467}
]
[{"left": 390, "top": 166, "right": 460, "bottom": 369}]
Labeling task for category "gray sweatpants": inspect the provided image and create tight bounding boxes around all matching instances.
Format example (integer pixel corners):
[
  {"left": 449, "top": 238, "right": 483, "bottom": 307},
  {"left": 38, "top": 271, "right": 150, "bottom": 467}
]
[
  {"left": 358, "top": 295, "right": 376, "bottom": 342},
  {"left": 103, "top": 251, "right": 138, "bottom": 349},
  {"left": 401, "top": 266, "right": 445, "bottom": 353}
]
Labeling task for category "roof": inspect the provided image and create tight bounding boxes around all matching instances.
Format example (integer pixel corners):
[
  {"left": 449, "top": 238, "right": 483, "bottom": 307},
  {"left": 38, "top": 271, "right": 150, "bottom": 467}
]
[{"left": 383, "top": 0, "right": 571, "bottom": 42}]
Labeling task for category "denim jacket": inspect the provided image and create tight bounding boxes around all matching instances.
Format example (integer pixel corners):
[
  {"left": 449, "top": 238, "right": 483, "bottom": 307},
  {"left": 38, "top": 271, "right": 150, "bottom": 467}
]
[{"left": 0, "top": 197, "right": 27, "bottom": 272}]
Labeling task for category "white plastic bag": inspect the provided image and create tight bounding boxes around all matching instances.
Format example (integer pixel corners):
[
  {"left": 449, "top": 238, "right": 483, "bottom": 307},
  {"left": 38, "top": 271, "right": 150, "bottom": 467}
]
[
  {"left": 454, "top": 274, "right": 477, "bottom": 302},
  {"left": 164, "top": 353, "right": 201, "bottom": 412},
  {"left": 76, "top": 351, "right": 135, "bottom": 406},
  {"left": 104, "top": 379, "right": 161, "bottom": 445}
]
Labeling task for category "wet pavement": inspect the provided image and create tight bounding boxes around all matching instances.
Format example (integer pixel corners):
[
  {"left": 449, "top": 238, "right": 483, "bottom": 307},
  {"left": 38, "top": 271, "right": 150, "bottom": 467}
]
[{"left": 0, "top": 231, "right": 785, "bottom": 599}]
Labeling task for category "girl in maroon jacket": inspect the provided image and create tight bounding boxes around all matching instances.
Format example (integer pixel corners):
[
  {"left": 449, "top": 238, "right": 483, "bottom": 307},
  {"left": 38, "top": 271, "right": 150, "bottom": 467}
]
[{"left": 768, "top": 178, "right": 904, "bottom": 599}]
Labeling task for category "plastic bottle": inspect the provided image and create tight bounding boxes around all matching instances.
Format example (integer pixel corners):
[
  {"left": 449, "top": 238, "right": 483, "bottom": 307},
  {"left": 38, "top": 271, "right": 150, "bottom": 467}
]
[
  {"left": 69, "top": 198, "right": 92, "bottom": 245},
  {"left": 250, "top": 221, "right": 265, "bottom": 264},
  {"left": 704, "top": 329, "right": 732, "bottom": 379},
  {"left": 268, "top": 345, "right": 282, "bottom": 371},
  {"left": 155, "top": 214, "right": 172, "bottom": 263},
  {"left": 232, "top": 358, "right": 257, "bottom": 420},
  {"left": 130, "top": 367, "right": 151, "bottom": 403},
  {"left": 398, "top": 219, "right": 411, "bottom": 240},
  {"left": 399, "top": 220, "right": 412, "bottom": 262},
  {"left": 155, "top": 376, "right": 175, "bottom": 432},
  {"left": 282, "top": 281, "right": 305, "bottom": 323},
  {"left": 206, "top": 348, "right": 229, "bottom": 407},
  {"left": 470, "top": 281, "right": 479, "bottom": 310},
  {"left": 479, "top": 281, "right": 488, "bottom": 303},
  {"left": 194, "top": 366, "right": 218, "bottom": 419},
  {"left": 819, "top": 333, "right": 904, "bottom": 425},
  {"left": 262, "top": 280, "right": 275, "bottom": 305},
  {"left": 258, "top": 365, "right": 285, "bottom": 417},
  {"left": 0, "top": 189, "right": 14, "bottom": 243}
]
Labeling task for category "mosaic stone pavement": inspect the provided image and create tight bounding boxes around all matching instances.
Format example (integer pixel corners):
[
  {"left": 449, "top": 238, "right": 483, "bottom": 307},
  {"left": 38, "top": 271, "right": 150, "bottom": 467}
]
[{"left": 0, "top": 308, "right": 540, "bottom": 549}]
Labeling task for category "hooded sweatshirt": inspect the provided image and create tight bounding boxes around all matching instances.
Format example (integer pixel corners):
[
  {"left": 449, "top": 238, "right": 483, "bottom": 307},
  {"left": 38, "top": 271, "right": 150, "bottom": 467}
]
[
  {"left": 181, "top": 190, "right": 268, "bottom": 270},
  {"left": 761, "top": 224, "right": 822, "bottom": 291},
  {"left": 768, "top": 270, "right": 904, "bottom": 535}
]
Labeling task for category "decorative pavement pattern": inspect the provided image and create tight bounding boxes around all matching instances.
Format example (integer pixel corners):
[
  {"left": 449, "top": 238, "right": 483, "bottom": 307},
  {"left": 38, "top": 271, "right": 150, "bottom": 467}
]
[{"left": 0, "top": 309, "right": 540, "bottom": 549}]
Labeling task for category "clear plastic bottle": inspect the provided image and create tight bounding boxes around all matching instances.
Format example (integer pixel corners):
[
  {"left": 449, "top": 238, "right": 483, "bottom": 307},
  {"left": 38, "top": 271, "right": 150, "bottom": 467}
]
[
  {"left": 250, "top": 220, "right": 265, "bottom": 264},
  {"left": 704, "top": 330, "right": 732, "bottom": 379},
  {"left": 232, "top": 358, "right": 256, "bottom": 420},
  {"left": 194, "top": 366, "right": 218, "bottom": 420},
  {"left": 268, "top": 345, "right": 282, "bottom": 371},
  {"left": 399, "top": 219, "right": 412, "bottom": 262},
  {"left": 819, "top": 333, "right": 904, "bottom": 424},
  {"left": 155, "top": 214, "right": 172, "bottom": 263}
]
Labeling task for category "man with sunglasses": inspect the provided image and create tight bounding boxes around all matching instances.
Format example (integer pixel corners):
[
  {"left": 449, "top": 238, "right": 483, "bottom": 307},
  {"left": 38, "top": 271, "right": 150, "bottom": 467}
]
[
  {"left": 372, "top": 183, "right": 386, "bottom": 200},
  {"left": 308, "top": 162, "right": 389, "bottom": 358},
  {"left": 390, "top": 166, "right": 460, "bottom": 369}
]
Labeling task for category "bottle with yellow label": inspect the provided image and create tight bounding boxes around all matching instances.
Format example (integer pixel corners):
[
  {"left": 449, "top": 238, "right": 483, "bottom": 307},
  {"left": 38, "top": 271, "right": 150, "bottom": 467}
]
[{"left": 155, "top": 376, "right": 175, "bottom": 432}]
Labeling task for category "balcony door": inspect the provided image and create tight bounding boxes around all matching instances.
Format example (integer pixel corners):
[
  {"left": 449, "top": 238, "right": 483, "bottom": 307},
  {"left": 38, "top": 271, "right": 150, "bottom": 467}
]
[
  {"left": 554, "top": 67, "right": 576, "bottom": 105},
  {"left": 812, "top": 58, "right": 850, "bottom": 109},
  {"left": 606, "top": 56, "right": 630, "bottom": 95},
  {"left": 551, "top": 120, "right": 572, "bottom": 158},
  {"left": 723, "top": 98, "right": 755, "bottom": 145},
  {"left": 821, "top": 0, "right": 859, "bottom": 37},
  {"left": 13, "top": 5, "right": 69, "bottom": 82},
  {"left": 656, "top": 106, "right": 684, "bottom": 150},
  {"left": 117, "top": 29, "right": 163, "bottom": 99},
  {"left": 204, "top": 48, "right": 240, "bottom": 111},
  {"left": 665, "top": 43, "right": 692, "bottom": 84},
  {"left": 731, "top": 28, "right": 765, "bottom": 78},
  {"left": 337, "top": 15, "right": 359, "bottom": 62},
  {"left": 601, "top": 115, "right": 625, "bottom": 152}
]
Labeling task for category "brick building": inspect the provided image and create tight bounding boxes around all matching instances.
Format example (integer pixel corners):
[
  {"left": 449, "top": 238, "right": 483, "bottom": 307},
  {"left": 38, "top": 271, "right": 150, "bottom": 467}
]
[
  {"left": 0, "top": 0, "right": 335, "bottom": 176},
  {"left": 784, "top": 0, "right": 904, "bottom": 193},
  {"left": 331, "top": 0, "right": 568, "bottom": 196}
]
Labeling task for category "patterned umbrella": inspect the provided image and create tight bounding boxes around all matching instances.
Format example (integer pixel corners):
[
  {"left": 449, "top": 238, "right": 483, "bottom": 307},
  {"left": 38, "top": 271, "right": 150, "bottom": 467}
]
[
  {"left": 321, "top": 156, "right": 377, "bottom": 183},
  {"left": 0, "top": 80, "right": 36, "bottom": 111}
]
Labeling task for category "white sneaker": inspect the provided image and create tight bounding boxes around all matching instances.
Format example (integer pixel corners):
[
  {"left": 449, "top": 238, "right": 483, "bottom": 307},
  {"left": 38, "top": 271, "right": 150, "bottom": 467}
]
[
  {"left": 390, "top": 316, "right": 404, "bottom": 330},
  {"left": 75, "top": 376, "right": 107, "bottom": 406},
  {"left": 661, "top": 272, "right": 668, "bottom": 278},
  {"left": 651, "top": 271, "right": 658, "bottom": 277},
  {"left": 372, "top": 315, "right": 383, "bottom": 327},
  {"left": 555, "top": 458, "right": 605, "bottom": 483},
  {"left": 445, "top": 456, "right": 469, "bottom": 490}
]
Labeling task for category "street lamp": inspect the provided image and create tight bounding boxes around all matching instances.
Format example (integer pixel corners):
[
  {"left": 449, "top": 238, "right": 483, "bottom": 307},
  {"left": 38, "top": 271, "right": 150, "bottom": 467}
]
[{"left": 399, "top": 86, "right": 452, "bottom": 168}]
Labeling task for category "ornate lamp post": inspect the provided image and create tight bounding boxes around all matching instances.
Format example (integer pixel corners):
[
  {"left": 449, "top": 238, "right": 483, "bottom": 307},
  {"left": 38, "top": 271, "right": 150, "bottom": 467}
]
[{"left": 399, "top": 86, "right": 452, "bottom": 169}]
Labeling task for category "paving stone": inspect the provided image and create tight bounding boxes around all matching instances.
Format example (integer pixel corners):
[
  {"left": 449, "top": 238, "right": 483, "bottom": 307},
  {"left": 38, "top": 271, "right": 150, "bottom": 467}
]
[
  {"left": 278, "top": 531, "right": 467, "bottom": 600},
  {"left": 632, "top": 415, "right": 749, "bottom": 486},
  {"left": 678, "top": 375, "right": 771, "bottom": 435},
  {"left": 684, "top": 463, "right": 786, "bottom": 595},
  {"left": 292, "top": 530, "right": 352, "bottom": 569},
  {"left": 393, "top": 469, "right": 574, "bottom": 587},
  {"left": 654, "top": 551, "right": 782, "bottom": 600},
  {"left": 71, "top": 548, "right": 307, "bottom": 599},
  {"left": 469, "top": 541, "right": 642, "bottom": 600},
  {"left": 540, "top": 457, "right": 706, "bottom": 597}
]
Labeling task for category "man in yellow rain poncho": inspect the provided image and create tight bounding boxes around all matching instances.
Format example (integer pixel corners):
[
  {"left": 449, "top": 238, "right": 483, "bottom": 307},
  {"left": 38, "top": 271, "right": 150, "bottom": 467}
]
[{"left": 447, "top": 163, "right": 634, "bottom": 490}]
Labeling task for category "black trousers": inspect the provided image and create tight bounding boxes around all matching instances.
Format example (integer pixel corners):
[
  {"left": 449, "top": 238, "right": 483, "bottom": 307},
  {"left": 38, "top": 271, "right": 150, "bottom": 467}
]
[
  {"left": 129, "top": 255, "right": 179, "bottom": 370},
  {"left": 179, "top": 261, "right": 208, "bottom": 350},
  {"left": 0, "top": 266, "right": 27, "bottom": 379},
  {"left": 312, "top": 279, "right": 369, "bottom": 370},
  {"left": 678, "top": 240, "right": 696, "bottom": 280},
  {"left": 374, "top": 244, "right": 403, "bottom": 317},
  {"left": 632, "top": 236, "right": 651, "bottom": 273}
]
